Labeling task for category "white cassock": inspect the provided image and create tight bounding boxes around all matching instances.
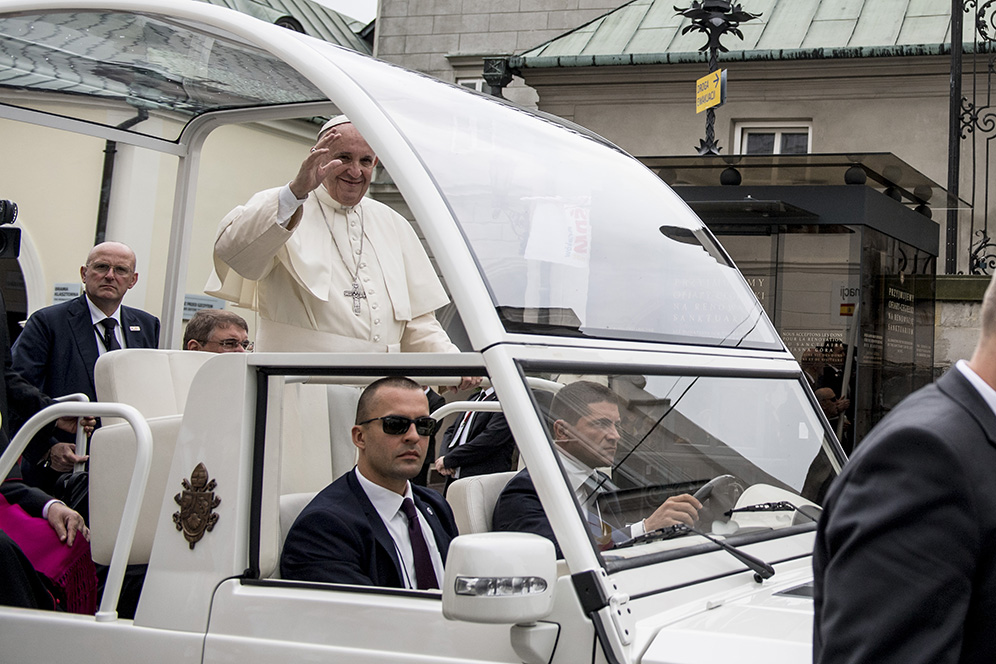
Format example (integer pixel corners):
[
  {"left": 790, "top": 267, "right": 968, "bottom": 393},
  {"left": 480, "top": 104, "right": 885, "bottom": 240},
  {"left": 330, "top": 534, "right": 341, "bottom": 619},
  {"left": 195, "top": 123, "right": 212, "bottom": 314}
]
[
  {"left": 207, "top": 185, "right": 459, "bottom": 490},
  {"left": 206, "top": 185, "right": 457, "bottom": 353}
]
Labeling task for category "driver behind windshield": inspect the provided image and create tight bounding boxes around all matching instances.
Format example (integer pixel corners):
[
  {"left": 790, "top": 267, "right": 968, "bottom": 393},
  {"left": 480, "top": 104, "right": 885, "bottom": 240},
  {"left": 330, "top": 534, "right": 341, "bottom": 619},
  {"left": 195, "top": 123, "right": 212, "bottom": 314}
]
[{"left": 492, "top": 380, "right": 701, "bottom": 556}]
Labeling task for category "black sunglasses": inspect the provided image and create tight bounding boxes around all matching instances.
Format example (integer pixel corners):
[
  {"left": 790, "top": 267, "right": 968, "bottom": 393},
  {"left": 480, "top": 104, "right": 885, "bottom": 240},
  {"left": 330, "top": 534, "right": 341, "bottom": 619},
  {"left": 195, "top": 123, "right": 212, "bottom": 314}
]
[{"left": 358, "top": 415, "right": 438, "bottom": 436}]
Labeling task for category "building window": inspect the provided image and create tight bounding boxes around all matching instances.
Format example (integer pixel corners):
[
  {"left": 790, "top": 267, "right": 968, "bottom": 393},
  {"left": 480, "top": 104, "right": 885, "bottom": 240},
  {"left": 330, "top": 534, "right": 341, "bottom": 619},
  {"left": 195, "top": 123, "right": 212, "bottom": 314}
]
[
  {"left": 457, "top": 78, "right": 486, "bottom": 93},
  {"left": 735, "top": 122, "right": 811, "bottom": 155}
]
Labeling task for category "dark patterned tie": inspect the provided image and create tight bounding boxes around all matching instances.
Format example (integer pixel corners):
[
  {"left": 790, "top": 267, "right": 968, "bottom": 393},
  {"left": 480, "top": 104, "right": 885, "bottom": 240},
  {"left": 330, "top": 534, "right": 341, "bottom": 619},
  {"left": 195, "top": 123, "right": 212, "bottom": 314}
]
[
  {"left": 400, "top": 497, "right": 438, "bottom": 590},
  {"left": 98, "top": 318, "right": 121, "bottom": 352},
  {"left": 581, "top": 472, "right": 616, "bottom": 550}
]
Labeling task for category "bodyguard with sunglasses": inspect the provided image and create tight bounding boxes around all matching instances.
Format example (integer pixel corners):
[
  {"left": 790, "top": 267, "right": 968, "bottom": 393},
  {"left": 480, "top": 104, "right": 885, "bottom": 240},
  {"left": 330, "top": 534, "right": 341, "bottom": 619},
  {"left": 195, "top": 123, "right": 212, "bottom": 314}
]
[{"left": 280, "top": 376, "right": 457, "bottom": 589}]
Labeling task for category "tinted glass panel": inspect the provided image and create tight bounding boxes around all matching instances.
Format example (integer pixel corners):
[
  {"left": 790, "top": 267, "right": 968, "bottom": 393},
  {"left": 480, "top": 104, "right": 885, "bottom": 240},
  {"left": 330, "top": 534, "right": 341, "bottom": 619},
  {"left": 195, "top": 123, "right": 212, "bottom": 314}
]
[
  {"left": 745, "top": 132, "right": 775, "bottom": 154},
  {"left": 781, "top": 132, "right": 809, "bottom": 154}
]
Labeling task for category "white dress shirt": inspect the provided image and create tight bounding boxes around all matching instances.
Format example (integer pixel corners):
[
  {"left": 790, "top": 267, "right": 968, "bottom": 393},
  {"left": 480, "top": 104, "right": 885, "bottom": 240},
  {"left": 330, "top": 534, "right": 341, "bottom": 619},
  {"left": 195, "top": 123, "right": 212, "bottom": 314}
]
[
  {"left": 354, "top": 467, "right": 445, "bottom": 590},
  {"left": 558, "top": 449, "right": 645, "bottom": 538},
  {"left": 956, "top": 360, "right": 996, "bottom": 418},
  {"left": 85, "top": 296, "right": 125, "bottom": 354}
]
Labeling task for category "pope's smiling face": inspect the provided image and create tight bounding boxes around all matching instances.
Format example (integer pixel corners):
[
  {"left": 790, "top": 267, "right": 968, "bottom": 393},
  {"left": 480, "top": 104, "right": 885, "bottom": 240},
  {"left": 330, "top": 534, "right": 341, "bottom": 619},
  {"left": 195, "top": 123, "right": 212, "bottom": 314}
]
[{"left": 322, "top": 123, "right": 378, "bottom": 207}]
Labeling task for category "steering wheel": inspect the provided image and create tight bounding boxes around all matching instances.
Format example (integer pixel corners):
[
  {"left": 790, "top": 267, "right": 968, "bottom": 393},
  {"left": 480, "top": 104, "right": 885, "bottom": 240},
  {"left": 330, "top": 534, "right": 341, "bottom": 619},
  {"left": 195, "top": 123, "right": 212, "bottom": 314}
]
[{"left": 692, "top": 474, "right": 745, "bottom": 528}]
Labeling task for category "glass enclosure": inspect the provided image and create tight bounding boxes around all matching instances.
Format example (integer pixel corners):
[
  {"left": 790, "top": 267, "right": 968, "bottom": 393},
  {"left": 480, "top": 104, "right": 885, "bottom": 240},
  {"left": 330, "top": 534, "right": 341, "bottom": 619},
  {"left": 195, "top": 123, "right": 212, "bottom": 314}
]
[
  {"left": 716, "top": 224, "right": 935, "bottom": 451},
  {"left": 307, "top": 42, "right": 783, "bottom": 350},
  {"left": 518, "top": 367, "right": 834, "bottom": 565},
  {"left": 0, "top": 10, "right": 787, "bottom": 352}
]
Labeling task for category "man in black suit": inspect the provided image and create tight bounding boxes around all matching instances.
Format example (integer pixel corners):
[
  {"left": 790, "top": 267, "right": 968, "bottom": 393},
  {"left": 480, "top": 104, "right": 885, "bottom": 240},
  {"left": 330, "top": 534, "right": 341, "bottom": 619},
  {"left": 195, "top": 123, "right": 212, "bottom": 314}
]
[
  {"left": 12, "top": 241, "right": 159, "bottom": 488},
  {"left": 433, "top": 387, "right": 515, "bottom": 490},
  {"left": 281, "top": 376, "right": 458, "bottom": 588},
  {"left": 812, "top": 277, "right": 996, "bottom": 663},
  {"left": 493, "top": 380, "right": 700, "bottom": 557}
]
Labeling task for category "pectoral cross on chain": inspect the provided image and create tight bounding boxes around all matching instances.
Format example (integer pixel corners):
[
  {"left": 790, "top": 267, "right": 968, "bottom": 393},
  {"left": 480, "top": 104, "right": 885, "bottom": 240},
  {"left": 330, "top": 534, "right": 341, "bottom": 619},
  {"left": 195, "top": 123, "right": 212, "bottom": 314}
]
[{"left": 344, "top": 280, "right": 366, "bottom": 315}]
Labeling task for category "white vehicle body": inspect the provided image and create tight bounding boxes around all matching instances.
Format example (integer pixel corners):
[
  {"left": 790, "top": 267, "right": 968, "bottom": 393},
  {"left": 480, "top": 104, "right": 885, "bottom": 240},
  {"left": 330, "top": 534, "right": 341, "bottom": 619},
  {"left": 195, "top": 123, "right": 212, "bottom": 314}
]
[{"left": 0, "top": 2, "right": 845, "bottom": 662}]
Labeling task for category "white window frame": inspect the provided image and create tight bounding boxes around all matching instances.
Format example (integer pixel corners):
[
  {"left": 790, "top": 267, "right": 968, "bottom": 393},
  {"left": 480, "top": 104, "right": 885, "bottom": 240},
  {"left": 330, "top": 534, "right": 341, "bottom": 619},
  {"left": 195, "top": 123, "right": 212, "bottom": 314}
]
[
  {"left": 456, "top": 77, "right": 486, "bottom": 93},
  {"left": 734, "top": 121, "right": 813, "bottom": 155}
]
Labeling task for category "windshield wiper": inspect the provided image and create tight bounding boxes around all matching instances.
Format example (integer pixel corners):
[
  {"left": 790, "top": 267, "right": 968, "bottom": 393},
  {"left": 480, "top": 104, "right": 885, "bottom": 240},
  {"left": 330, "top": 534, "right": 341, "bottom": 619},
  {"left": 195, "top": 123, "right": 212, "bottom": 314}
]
[
  {"left": 610, "top": 523, "right": 775, "bottom": 582},
  {"left": 725, "top": 501, "right": 821, "bottom": 523},
  {"left": 684, "top": 524, "right": 775, "bottom": 582}
]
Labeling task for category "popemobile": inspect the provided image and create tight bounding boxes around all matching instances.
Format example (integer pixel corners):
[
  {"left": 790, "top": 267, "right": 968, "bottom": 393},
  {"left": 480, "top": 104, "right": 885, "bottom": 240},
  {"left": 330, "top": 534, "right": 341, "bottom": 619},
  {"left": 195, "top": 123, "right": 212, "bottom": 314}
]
[{"left": 0, "top": 1, "right": 845, "bottom": 662}]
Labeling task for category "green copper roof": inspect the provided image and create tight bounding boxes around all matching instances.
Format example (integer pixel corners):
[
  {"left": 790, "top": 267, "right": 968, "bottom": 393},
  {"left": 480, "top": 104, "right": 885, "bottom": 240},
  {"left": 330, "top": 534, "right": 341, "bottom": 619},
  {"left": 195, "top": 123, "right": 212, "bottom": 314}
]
[
  {"left": 199, "top": 0, "right": 371, "bottom": 54},
  {"left": 513, "top": 0, "right": 973, "bottom": 68}
]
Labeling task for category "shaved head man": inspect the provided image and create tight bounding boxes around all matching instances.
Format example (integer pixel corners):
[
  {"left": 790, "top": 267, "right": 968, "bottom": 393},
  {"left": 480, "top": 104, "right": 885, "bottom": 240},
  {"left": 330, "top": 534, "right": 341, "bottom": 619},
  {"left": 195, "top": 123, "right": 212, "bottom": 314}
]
[{"left": 12, "top": 241, "right": 159, "bottom": 490}]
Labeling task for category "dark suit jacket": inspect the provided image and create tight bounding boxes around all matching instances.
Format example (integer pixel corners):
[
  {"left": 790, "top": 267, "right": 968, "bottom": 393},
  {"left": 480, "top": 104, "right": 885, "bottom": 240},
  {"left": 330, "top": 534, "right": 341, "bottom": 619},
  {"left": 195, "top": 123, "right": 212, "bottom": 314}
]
[
  {"left": 11, "top": 294, "right": 159, "bottom": 465},
  {"left": 494, "top": 467, "right": 632, "bottom": 559},
  {"left": 280, "top": 470, "right": 458, "bottom": 588},
  {"left": 12, "top": 293, "right": 160, "bottom": 402},
  {"left": 813, "top": 368, "right": 996, "bottom": 664},
  {"left": 0, "top": 291, "right": 52, "bottom": 455},
  {"left": 0, "top": 480, "right": 51, "bottom": 517},
  {"left": 492, "top": 469, "right": 562, "bottom": 556},
  {"left": 440, "top": 392, "right": 515, "bottom": 479}
]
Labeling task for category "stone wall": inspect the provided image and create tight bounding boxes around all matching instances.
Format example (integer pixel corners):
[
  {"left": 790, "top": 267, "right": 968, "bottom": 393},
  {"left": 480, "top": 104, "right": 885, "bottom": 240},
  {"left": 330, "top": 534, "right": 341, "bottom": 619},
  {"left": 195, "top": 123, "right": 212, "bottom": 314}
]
[
  {"left": 376, "top": 1, "right": 623, "bottom": 106},
  {"left": 935, "top": 276, "right": 991, "bottom": 375}
]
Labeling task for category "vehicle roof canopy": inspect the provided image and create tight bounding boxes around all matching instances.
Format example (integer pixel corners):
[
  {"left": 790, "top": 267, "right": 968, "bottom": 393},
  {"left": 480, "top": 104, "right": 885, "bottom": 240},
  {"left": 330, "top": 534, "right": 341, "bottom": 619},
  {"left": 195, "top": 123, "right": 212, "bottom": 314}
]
[{"left": 0, "top": 0, "right": 780, "bottom": 353}]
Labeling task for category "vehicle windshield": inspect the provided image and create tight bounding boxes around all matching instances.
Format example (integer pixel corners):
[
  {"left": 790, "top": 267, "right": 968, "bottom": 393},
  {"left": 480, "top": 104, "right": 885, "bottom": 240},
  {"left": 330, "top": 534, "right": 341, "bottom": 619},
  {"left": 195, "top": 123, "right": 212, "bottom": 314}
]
[
  {"left": 315, "top": 42, "right": 782, "bottom": 350},
  {"left": 519, "top": 369, "right": 834, "bottom": 562}
]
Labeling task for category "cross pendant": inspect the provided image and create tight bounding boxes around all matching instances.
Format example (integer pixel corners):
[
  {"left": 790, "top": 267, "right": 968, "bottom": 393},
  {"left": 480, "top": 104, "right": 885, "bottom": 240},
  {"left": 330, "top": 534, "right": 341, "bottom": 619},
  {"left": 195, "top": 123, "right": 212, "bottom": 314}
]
[{"left": 344, "top": 280, "right": 366, "bottom": 315}]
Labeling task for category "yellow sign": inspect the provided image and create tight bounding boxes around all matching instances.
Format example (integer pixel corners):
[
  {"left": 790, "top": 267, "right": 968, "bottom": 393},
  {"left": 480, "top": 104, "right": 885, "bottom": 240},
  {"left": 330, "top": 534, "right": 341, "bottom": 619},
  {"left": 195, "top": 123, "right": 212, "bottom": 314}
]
[{"left": 695, "top": 69, "right": 726, "bottom": 114}]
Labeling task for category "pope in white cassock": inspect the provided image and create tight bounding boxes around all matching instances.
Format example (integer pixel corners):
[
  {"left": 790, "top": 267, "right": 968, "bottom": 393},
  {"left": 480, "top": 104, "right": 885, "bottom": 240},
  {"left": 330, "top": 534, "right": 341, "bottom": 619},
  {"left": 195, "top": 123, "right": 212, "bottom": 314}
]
[{"left": 207, "top": 115, "right": 459, "bottom": 355}]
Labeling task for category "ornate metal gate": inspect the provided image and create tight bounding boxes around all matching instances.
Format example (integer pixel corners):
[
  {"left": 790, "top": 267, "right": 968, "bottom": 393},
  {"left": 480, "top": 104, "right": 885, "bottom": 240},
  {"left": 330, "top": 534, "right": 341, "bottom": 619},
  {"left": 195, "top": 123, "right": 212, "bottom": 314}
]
[{"left": 955, "top": 1, "right": 996, "bottom": 273}]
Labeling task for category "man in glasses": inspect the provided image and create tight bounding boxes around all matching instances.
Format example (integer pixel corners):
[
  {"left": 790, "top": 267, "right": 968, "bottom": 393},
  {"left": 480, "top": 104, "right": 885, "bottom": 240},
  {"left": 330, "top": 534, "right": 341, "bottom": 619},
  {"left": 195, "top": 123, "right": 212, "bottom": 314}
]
[
  {"left": 281, "top": 376, "right": 457, "bottom": 589},
  {"left": 12, "top": 241, "right": 159, "bottom": 492},
  {"left": 183, "top": 309, "right": 252, "bottom": 353},
  {"left": 493, "top": 380, "right": 700, "bottom": 557}
]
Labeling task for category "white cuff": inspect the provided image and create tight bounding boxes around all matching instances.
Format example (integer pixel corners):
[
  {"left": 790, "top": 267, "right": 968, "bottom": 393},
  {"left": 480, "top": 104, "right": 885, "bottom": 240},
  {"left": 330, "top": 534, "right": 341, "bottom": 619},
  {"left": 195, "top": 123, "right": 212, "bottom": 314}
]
[
  {"left": 41, "top": 499, "right": 64, "bottom": 520},
  {"left": 629, "top": 519, "right": 646, "bottom": 538},
  {"left": 277, "top": 183, "right": 308, "bottom": 227}
]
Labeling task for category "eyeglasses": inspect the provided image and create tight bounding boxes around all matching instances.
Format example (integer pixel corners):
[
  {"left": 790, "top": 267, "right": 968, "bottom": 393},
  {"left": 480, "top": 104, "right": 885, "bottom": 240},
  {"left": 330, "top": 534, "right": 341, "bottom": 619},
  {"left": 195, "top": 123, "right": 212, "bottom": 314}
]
[
  {"left": 358, "top": 415, "right": 438, "bottom": 436},
  {"left": 202, "top": 338, "right": 254, "bottom": 351},
  {"left": 87, "top": 262, "right": 134, "bottom": 277}
]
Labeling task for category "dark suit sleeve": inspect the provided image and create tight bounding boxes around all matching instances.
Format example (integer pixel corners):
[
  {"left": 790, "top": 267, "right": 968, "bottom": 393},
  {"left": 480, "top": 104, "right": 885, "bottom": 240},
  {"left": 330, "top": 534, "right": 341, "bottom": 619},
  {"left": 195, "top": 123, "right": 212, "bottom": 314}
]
[
  {"left": 492, "top": 471, "right": 562, "bottom": 558},
  {"left": 442, "top": 412, "right": 513, "bottom": 470},
  {"left": 813, "top": 427, "right": 978, "bottom": 664},
  {"left": 280, "top": 508, "right": 379, "bottom": 585},
  {"left": 10, "top": 312, "right": 53, "bottom": 396},
  {"left": 0, "top": 481, "right": 53, "bottom": 518}
]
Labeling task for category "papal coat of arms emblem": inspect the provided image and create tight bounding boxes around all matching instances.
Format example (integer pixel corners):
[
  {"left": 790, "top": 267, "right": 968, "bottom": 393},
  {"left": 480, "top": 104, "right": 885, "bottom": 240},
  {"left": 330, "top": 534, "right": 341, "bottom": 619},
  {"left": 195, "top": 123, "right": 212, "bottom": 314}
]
[{"left": 173, "top": 462, "right": 221, "bottom": 550}]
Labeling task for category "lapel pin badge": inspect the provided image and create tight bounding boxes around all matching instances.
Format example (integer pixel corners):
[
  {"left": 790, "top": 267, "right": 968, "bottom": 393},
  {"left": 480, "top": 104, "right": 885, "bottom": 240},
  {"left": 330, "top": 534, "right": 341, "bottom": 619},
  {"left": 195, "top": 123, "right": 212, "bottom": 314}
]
[{"left": 130, "top": 325, "right": 141, "bottom": 331}]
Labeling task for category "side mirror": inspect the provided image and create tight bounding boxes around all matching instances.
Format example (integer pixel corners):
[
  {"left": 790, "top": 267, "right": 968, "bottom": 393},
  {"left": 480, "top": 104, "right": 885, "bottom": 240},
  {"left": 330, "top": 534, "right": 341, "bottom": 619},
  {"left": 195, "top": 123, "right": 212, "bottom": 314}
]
[{"left": 443, "top": 532, "right": 557, "bottom": 624}]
